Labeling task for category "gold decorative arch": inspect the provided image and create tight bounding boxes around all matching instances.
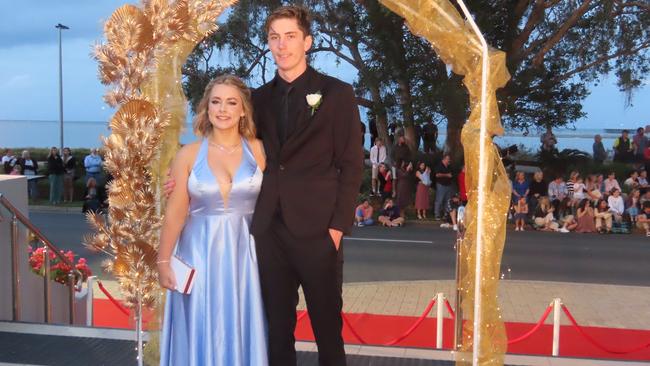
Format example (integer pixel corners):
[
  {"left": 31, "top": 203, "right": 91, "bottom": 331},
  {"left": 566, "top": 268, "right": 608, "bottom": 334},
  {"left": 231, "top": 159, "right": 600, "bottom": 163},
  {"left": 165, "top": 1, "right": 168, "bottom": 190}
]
[
  {"left": 88, "top": 0, "right": 510, "bottom": 365},
  {"left": 380, "top": 0, "right": 511, "bottom": 364},
  {"left": 85, "top": 0, "right": 236, "bottom": 309}
]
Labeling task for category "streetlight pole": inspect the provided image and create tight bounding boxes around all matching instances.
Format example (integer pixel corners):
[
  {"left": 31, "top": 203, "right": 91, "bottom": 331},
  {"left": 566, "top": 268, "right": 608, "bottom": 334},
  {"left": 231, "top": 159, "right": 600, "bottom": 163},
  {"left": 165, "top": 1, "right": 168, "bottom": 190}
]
[{"left": 55, "top": 23, "right": 69, "bottom": 152}]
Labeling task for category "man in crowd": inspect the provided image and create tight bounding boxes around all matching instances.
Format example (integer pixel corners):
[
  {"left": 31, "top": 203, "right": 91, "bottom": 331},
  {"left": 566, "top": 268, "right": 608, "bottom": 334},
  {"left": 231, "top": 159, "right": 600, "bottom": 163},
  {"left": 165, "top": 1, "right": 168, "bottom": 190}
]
[
  {"left": 392, "top": 135, "right": 411, "bottom": 199},
  {"left": 369, "top": 137, "right": 387, "bottom": 196},
  {"left": 422, "top": 121, "right": 438, "bottom": 153},
  {"left": 440, "top": 192, "right": 462, "bottom": 231},
  {"left": 613, "top": 129, "right": 634, "bottom": 163},
  {"left": 434, "top": 154, "right": 453, "bottom": 220},
  {"left": 633, "top": 127, "right": 648, "bottom": 164},
  {"left": 547, "top": 175, "right": 568, "bottom": 219},
  {"left": 592, "top": 134, "right": 607, "bottom": 164},
  {"left": 354, "top": 199, "right": 374, "bottom": 227},
  {"left": 84, "top": 148, "right": 103, "bottom": 183},
  {"left": 387, "top": 120, "right": 398, "bottom": 144},
  {"left": 540, "top": 126, "right": 557, "bottom": 153},
  {"left": 368, "top": 117, "right": 378, "bottom": 145},
  {"left": 414, "top": 123, "right": 422, "bottom": 151},
  {"left": 2, "top": 148, "right": 17, "bottom": 174}
]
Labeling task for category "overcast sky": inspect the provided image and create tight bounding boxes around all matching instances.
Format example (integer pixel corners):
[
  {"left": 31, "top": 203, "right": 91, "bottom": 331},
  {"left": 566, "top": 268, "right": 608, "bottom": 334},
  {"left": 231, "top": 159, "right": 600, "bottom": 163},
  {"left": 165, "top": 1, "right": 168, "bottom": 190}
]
[{"left": 0, "top": 0, "right": 647, "bottom": 130}]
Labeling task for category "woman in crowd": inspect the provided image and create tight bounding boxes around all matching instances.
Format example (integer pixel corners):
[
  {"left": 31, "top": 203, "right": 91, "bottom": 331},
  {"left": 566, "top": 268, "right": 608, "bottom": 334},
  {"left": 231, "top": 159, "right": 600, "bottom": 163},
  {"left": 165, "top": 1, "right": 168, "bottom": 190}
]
[
  {"left": 513, "top": 196, "right": 528, "bottom": 231},
  {"left": 17, "top": 150, "right": 38, "bottom": 199},
  {"left": 528, "top": 171, "right": 547, "bottom": 214},
  {"left": 595, "top": 174, "right": 605, "bottom": 193},
  {"left": 603, "top": 172, "right": 621, "bottom": 198},
  {"left": 378, "top": 198, "right": 404, "bottom": 227},
  {"left": 396, "top": 161, "right": 414, "bottom": 217},
  {"left": 607, "top": 188, "right": 625, "bottom": 223},
  {"left": 533, "top": 197, "right": 560, "bottom": 231},
  {"left": 46, "top": 147, "right": 64, "bottom": 205},
  {"left": 560, "top": 214, "right": 578, "bottom": 232},
  {"left": 625, "top": 188, "right": 641, "bottom": 222},
  {"left": 575, "top": 198, "right": 596, "bottom": 233},
  {"left": 512, "top": 171, "right": 529, "bottom": 204},
  {"left": 585, "top": 175, "right": 602, "bottom": 202},
  {"left": 566, "top": 171, "right": 580, "bottom": 211},
  {"left": 595, "top": 199, "right": 613, "bottom": 233},
  {"left": 573, "top": 176, "right": 586, "bottom": 201},
  {"left": 62, "top": 147, "right": 77, "bottom": 202},
  {"left": 414, "top": 161, "right": 431, "bottom": 219}
]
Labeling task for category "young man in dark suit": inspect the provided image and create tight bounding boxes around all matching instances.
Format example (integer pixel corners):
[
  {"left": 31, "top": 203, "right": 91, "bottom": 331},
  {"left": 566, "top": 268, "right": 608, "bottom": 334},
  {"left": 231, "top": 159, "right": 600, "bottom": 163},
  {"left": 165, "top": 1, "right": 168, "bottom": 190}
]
[{"left": 251, "top": 6, "right": 363, "bottom": 366}]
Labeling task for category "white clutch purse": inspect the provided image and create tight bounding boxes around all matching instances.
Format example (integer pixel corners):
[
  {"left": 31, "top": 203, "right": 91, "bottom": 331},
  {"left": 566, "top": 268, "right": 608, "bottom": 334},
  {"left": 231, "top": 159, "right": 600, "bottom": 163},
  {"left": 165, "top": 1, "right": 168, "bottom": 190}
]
[{"left": 171, "top": 255, "right": 196, "bottom": 295}]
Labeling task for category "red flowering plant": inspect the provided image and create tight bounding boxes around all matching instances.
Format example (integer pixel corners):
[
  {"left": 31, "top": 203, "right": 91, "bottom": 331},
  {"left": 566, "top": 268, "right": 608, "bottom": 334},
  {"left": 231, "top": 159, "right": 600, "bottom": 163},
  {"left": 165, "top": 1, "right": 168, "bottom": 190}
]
[{"left": 28, "top": 247, "right": 92, "bottom": 285}]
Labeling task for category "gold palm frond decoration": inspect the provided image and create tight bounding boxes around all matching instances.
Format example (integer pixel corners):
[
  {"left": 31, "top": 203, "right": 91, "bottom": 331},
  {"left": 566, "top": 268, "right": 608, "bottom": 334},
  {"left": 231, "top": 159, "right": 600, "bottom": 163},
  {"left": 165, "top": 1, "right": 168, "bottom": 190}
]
[
  {"left": 105, "top": 5, "right": 154, "bottom": 53},
  {"left": 87, "top": 0, "right": 236, "bottom": 310}
]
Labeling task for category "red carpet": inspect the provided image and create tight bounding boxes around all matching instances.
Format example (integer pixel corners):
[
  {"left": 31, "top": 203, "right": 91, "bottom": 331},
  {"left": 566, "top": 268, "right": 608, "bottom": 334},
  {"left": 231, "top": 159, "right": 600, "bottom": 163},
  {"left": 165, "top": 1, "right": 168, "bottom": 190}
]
[{"left": 94, "top": 299, "right": 650, "bottom": 361}]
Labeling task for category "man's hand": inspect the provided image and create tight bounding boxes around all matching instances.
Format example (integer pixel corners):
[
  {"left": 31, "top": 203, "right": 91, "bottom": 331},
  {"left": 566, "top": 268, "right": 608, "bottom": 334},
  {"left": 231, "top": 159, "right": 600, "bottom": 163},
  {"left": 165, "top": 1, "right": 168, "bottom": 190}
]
[
  {"left": 328, "top": 228, "right": 343, "bottom": 251},
  {"left": 163, "top": 168, "right": 176, "bottom": 198}
]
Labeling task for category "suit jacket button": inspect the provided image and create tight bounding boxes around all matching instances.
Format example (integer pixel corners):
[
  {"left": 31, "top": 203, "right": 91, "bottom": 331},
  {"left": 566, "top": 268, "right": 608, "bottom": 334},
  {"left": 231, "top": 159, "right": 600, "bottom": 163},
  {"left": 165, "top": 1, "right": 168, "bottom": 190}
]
[{"left": 279, "top": 165, "right": 285, "bottom": 171}]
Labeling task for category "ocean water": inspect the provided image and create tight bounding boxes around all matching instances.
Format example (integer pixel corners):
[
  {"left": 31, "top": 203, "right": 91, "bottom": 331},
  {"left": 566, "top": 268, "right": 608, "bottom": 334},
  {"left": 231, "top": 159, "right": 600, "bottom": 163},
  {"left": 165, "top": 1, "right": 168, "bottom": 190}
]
[{"left": 0, "top": 119, "right": 624, "bottom": 156}]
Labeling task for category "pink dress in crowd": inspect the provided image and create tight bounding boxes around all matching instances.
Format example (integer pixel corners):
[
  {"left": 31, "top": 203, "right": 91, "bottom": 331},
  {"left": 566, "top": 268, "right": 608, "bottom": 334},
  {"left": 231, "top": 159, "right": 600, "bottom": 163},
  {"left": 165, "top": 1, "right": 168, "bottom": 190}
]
[{"left": 415, "top": 170, "right": 431, "bottom": 210}]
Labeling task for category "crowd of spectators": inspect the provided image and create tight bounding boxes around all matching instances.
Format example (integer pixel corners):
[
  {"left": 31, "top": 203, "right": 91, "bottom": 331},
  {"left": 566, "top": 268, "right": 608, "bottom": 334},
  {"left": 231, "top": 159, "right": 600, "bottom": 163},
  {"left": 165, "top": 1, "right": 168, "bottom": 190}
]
[
  {"left": 361, "top": 129, "right": 466, "bottom": 230},
  {"left": 511, "top": 168, "right": 650, "bottom": 235},
  {"left": 2, "top": 147, "right": 109, "bottom": 213},
  {"left": 356, "top": 124, "right": 650, "bottom": 237}
]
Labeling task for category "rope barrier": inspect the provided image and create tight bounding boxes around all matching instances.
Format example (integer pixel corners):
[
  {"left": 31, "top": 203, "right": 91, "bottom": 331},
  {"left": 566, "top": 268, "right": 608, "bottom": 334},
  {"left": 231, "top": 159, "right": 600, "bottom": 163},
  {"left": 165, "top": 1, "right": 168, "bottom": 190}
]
[
  {"left": 385, "top": 298, "right": 437, "bottom": 346},
  {"left": 561, "top": 304, "right": 650, "bottom": 354},
  {"left": 338, "top": 298, "right": 437, "bottom": 346},
  {"left": 507, "top": 304, "right": 553, "bottom": 345},
  {"left": 97, "top": 280, "right": 130, "bottom": 316},
  {"left": 342, "top": 313, "right": 369, "bottom": 344},
  {"left": 444, "top": 299, "right": 455, "bottom": 319}
]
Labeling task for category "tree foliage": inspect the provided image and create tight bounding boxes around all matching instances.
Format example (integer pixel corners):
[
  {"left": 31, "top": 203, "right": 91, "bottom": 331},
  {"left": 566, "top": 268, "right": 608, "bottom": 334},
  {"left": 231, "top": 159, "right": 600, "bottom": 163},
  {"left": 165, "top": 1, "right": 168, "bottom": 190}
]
[{"left": 182, "top": 0, "right": 650, "bottom": 156}]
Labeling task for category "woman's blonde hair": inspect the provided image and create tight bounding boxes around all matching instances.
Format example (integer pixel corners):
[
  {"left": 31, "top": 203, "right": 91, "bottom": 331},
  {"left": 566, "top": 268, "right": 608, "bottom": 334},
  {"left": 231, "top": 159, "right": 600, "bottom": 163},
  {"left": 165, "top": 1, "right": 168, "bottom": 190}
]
[
  {"left": 193, "top": 75, "right": 256, "bottom": 139},
  {"left": 538, "top": 196, "right": 550, "bottom": 209}
]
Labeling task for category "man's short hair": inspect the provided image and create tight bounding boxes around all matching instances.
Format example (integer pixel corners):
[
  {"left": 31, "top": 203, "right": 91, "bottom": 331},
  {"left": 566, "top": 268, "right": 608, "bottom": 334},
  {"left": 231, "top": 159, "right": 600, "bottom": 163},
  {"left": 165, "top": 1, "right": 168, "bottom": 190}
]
[{"left": 265, "top": 6, "right": 312, "bottom": 37}]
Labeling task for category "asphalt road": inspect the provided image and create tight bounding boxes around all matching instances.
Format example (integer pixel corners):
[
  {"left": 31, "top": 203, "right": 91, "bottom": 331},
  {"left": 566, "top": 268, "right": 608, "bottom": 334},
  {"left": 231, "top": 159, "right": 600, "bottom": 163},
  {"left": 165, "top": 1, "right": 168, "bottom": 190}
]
[{"left": 27, "top": 210, "right": 650, "bottom": 286}]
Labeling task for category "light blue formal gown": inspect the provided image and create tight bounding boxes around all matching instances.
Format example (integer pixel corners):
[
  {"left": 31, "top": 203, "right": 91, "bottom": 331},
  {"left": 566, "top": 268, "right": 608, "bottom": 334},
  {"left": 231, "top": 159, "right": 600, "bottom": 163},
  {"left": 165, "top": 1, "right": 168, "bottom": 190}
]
[{"left": 160, "top": 138, "right": 268, "bottom": 366}]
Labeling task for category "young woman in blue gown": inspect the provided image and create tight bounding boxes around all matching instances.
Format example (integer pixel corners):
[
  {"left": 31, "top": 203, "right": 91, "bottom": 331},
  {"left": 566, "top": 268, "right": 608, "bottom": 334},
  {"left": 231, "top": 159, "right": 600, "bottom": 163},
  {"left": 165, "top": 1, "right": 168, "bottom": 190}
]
[{"left": 157, "top": 75, "right": 268, "bottom": 366}]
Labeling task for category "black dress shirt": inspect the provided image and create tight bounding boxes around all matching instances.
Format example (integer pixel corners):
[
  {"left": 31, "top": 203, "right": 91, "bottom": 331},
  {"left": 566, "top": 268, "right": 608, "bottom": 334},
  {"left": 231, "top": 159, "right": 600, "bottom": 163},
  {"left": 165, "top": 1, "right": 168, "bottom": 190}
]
[{"left": 273, "top": 68, "right": 313, "bottom": 145}]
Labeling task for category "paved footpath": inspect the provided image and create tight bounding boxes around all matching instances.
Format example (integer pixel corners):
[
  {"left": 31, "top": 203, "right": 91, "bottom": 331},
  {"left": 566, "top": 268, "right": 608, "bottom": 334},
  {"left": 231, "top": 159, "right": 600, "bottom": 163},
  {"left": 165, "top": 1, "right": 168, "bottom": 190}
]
[
  {"left": 97, "top": 279, "right": 650, "bottom": 329},
  {"left": 94, "top": 279, "right": 650, "bottom": 365}
]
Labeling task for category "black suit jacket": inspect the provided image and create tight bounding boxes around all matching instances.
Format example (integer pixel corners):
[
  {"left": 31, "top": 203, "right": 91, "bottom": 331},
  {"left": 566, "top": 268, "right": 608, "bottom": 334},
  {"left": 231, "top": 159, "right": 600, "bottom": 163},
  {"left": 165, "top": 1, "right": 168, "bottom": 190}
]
[{"left": 251, "top": 67, "right": 364, "bottom": 238}]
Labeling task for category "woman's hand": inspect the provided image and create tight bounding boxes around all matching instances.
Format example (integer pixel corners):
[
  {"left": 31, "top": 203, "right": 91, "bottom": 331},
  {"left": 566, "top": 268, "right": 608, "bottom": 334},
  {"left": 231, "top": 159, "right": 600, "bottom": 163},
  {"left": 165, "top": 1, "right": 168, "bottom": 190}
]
[{"left": 158, "top": 263, "right": 177, "bottom": 291}]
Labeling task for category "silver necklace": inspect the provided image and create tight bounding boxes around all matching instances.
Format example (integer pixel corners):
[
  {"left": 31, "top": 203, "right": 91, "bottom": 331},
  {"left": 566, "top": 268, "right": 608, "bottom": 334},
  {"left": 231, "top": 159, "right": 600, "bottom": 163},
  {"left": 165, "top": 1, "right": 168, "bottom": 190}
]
[{"left": 208, "top": 140, "right": 241, "bottom": 155}]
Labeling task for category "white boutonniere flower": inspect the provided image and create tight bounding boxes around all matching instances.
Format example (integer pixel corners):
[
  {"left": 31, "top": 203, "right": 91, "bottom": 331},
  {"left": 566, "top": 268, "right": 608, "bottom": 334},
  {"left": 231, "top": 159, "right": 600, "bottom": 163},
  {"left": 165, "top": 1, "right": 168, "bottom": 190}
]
[{"left": 306, "top": 92, "right": 322, "bottom": 116}]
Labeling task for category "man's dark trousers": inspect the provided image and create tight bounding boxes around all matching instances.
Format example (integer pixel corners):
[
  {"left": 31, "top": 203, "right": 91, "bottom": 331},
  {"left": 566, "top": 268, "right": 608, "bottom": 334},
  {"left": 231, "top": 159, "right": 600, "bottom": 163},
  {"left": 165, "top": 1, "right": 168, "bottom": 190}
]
[{"left": 257, "top": 213, "right": 345, "bottom": 366}]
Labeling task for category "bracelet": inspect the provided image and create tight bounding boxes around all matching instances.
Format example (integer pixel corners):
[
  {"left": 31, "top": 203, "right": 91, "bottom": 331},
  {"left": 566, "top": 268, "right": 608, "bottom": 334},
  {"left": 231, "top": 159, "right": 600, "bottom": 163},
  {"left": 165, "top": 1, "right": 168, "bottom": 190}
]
[{"left": 157, "top": 259, "right": 170, "bottom": 264}]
